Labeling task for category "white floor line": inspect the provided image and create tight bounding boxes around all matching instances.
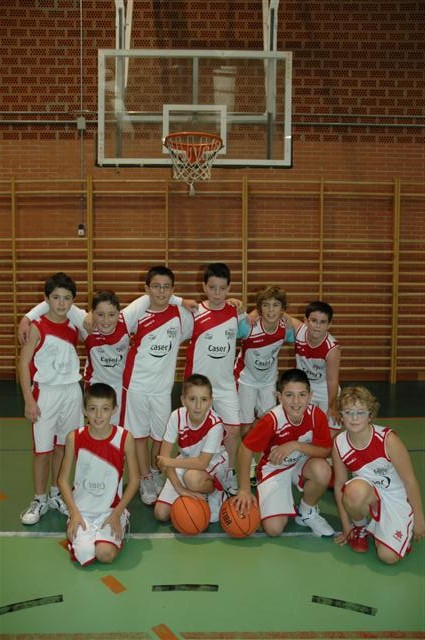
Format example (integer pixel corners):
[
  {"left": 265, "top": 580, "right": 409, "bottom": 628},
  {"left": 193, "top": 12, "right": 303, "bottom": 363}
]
[{"left": 0, "top": 530, "right": 337, "bottom": 539}]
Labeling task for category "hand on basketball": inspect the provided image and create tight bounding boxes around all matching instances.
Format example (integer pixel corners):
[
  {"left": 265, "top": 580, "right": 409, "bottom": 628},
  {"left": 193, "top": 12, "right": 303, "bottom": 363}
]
[
  {"left": 233, "top": 489, "right": 257, "bottom": 517},
  {"left": 178, "top": 487, "right": 206, "bottom": 501}
]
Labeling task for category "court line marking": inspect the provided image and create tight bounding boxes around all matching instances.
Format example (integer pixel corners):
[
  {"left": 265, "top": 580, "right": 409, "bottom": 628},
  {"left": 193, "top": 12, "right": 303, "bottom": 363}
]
[
  {"left": 311, "top": 595, "right": 377, "bottom": 616},
  {"left": 153, "top": 584, "right": 218, "bottom": 592},
  {"left": 101, "top": 575, "right": 126, "bottom": 594},
  {"left": 152, "top": 623, "right": 180, "bottom": 640},
  {"left": 0, "top": 530, "right": 323, "bottom": 539},
  {"left": 0, "top": 594, "right": 63, "bottom": 615}
]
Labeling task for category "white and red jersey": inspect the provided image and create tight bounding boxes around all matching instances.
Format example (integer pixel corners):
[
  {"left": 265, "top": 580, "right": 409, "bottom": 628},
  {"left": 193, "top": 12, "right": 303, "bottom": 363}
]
[
  {"left": 294, "top": 323, "right": 339, "bottom": 391},
  {"left": 234, "top": 317, "right": 290, "bottom": 388},
  {"left": 184, "top": 302, "right": 240, "bottom": 393},
  {"left": 122, "top": 304, "right": 193, "bottom": 394},
  {"left": 163, "top": 407, "right": 226, "bottom": 473},
  {"left": 244, "top": 403, "right": 331, "bottom": 479},
  {"left": 30, "top": 315, "right": 81, "bottom": 385},
  {"left": 83, "top": 314, "right": 130, "bottom": 387},
  {"left": 334, "top": 425, "right": 407, "bottom": 498},
  {"left": 72, "top": 425, "right": 128, "bottom": 517}
]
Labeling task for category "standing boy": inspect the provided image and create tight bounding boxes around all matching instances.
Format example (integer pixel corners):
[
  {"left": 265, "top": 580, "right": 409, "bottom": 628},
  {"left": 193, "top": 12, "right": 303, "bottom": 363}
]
[
  {"left": 333, "top": 385, "right": 425, "bottom": 564},
  {"left": 58, "top": 383, "right": 139, "bottom": 566},
  {"left": 119, "top": 266, "right": 194, "bottom": 505},
  {"left": 234, "top": 368, "right": 335, "bottom": 537},
  {"left": 235, "top": 286, "right": 294, "bottom": 437},
  {"left": 19, "top": 272, "right": 84, "bottom": 525},
  {"left": 154, "top": 373, "right": 228, "bottom": 523},
  {"left": 184, "top": 263, "right": 244, "bottom": 491},
  {"left": 288, "top": 301, "right": 341, "bottom": 431}
]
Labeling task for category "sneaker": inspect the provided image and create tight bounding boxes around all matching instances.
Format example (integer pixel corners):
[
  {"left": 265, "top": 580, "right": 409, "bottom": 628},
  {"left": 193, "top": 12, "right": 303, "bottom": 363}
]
[
  {"left": 151, "top": 468, "right": 164, "bottom": 494},
  {"left": 48, "top": 493, "right": 69, "bottom": 516},
  {"left": 20, "top": 498, "right": 48, "bottom": 525},
  {"left": 295, "top": 505, "right": 335, "bottom": 537},
  {"left": 347, "top": 525, "right": 369, "bottom": 553},
  {"left": 207, "top": 490, "right": 225, "bottom": 523},
  {"left": 224, "top": 469, "right": 238, "bottom": 496},
  {"left": 140, "top": 475, "right": 157, "bottom": 505}
]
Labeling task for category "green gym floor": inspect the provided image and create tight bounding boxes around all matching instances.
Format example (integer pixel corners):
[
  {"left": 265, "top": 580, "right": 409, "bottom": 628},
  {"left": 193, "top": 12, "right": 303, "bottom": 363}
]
[{"left": 1, "top": 381, "right": 424, "bottom": 640}]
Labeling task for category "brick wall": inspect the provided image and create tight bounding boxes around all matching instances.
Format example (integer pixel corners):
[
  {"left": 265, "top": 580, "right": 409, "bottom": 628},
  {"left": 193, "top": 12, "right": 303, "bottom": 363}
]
[{"left": 1, "top": 1, "right": 424, "bottom": 380}]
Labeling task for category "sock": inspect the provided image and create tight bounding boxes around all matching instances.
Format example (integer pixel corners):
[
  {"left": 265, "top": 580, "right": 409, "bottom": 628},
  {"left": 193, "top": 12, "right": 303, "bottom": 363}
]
[
  {"left": 150, "top": 468, "right": 160, "bottom": 475},
  {"left": 49, "top": 486, "right": 60, "bottom": 497},
  {"left": 353, "top": 517, "right": 368, "bottom": 527},
  {"left": 299, "top": 499, "right": 316, "bottom": 516},
  {"left": 35, "top": 493, "right": 47, "bottom": 503}
]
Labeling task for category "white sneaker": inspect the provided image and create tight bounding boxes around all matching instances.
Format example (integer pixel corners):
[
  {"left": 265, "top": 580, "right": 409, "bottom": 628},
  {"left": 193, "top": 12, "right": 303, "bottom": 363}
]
[
  {"left": 140, "top": 475, "right": 157, "bottom": 505},
  {"left": 151, "top": 468, "right": 164, "bottom": 494},
  {"left": 295, "top": 505, "right": 335, "bottom": 537},
  {"left": 225, "top": 469, "right": 238, "bottom": 496},
  {"left": 207, "top": 490, "right": 225, "bottom": 523},
  {"left": 20, "top": 498, "right": 49, "bottom": 525},
  {"left": 48, "top": 493, "right": 69, "bottom": 516}
]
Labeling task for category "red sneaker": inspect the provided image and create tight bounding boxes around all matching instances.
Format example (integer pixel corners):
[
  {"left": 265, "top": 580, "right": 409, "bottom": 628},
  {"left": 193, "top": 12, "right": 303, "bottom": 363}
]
[{"left": 347, "top": 525, "right": 369, "bottom": 553}]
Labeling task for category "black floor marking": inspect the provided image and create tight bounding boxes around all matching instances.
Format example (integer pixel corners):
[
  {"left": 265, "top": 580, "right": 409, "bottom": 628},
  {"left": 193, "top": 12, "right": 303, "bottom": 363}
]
[
  {"left": 152, "top": 584, "right": 218, "bottom": 592},
  {"left": 0, "top": 594, "right": 63, "bottom": 615},
  {"left": 312, "top": 595, "right": 377, "bottom": 616}
]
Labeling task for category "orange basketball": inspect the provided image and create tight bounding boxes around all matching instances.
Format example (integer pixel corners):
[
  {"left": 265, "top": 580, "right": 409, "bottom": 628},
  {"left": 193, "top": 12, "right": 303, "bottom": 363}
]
[
  {"left": 220, "top": 497, "right": 260, "bottom": 538},
  {"left": 170, "top": 495, "right": 211, "bottom": 536}
]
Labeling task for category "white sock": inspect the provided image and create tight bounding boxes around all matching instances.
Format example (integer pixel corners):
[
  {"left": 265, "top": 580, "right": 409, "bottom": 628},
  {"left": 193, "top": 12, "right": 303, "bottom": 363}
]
[
  {"left": 35, "top": 493, "right": 47, "bottom": 503},
  {"left": 353, "top": 517, "right": 368, "bottom": 527},
  {"left": 49, "top": 486, "right": 60, "bottom": 497},
  {"left": 299, "top": 499, "right": 316, "bottom": 516}
]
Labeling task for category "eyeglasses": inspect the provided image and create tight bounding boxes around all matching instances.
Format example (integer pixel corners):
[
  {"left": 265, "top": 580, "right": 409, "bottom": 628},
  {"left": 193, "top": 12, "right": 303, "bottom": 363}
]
[
  {"left": 149, "top": 284, "right": 173, "bottom": 291},
  {"left": 341, "top": 409, "right": 369, "bottom": 419}
]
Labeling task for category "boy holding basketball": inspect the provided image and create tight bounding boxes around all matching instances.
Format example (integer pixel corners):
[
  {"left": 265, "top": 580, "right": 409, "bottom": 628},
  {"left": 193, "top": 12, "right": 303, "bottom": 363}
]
[
  {"left": 58, "top": 383, "right": 139, "bottom": 566},
  {"left": 234, "top": 368, "right": 335, "bottom": 537},
  {"left": 154, "top": 373, "right": 228, "bottom": 523},
  {"left": 332, "top": 385, "right": 425, "bottom": 563}
]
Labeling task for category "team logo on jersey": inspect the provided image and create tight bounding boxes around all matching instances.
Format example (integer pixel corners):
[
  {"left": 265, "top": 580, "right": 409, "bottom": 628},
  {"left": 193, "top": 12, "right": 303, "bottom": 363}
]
[
  {"left": 254, "top": 355, "right": 274, "bottom": 370},
  {"left": 167, "top": 327, "right": 178, "bottom": 339},
  {"left": 208, "top": 342, "right": 231, "bottom": 358},
  {"left": 52, "top": 359, "right": 72, "bottom": 373},
  {"left": 149, "top": 341, "right": 172, "bottom": 357},
  {"left": 100, "top": 354, "right": 123, "bottom": 368},
  {"left": 225, "top": 328, "right": 236, "bottom": 340},
  {"left": 393, "top": 530, "right": 403, "bottom": 541},
  {"left": 82, "top": 478, "right": 106, "bottom": 496},
  {"left": 204, "top": 332, "right": 213, "bottom": 340}
]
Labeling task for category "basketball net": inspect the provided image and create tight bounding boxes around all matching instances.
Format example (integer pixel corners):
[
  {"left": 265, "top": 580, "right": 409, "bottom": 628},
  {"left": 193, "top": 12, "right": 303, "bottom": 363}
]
[{"left": 163, "top": 132, "right": 223, "bottom": 196}]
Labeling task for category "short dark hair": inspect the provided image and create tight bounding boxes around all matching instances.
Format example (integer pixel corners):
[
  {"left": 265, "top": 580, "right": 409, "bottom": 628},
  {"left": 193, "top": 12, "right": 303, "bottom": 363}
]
[
  {"left": 256, "top": 286, "right": 287, "bottom": 314},
  {"left": 92, "top": 290, "right": 120, "bottom": 311},
  {"left": 276, "top": 368, "right": 310, "bottom": 393},
  {"left": 203, "top": 262, "right": 231, "bottom": 285},
  {"left": 305, "top": 300, "right": 334, "bottom": 322},
  {"left": 84, "top": 383, "right": 117, "bottom": 408},
  {"left": 182, "top": 373, "right": 213, "bottom": 397},
  {"left": 146, "top": 265, "right": 175, "bottom": 286},
  {"left": 44, "top": 272, "right": 76, "bottom": 298}
]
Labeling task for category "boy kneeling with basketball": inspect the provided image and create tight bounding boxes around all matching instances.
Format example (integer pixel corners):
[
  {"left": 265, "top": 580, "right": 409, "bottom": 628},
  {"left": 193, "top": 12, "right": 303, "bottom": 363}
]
[
  {"left": 58, "top": 383, "right": 139, "bottom": 566},
  {"left": 154, "top": 374, "right": 228, "bottom": 524},
  {"left": 234, "top": 368, "right": 335, "bottom": 537}
]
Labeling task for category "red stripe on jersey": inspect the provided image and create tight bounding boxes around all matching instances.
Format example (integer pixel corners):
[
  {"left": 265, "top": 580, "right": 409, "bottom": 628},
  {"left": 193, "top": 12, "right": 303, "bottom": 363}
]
[
  {"left": 337, "top": 426, "right": 392, "bottom": 472},
  {"left": 84, "top": 315, "right": 129, "bottom": 383},
  {"left": 30, "top": 315, "right": 79, "bottom": 380},
  {"left": 74, "top": 425, "right": 128, "bottom": 477},
  {"left": 177, "top": 408, "right": 222, "bottom": 448}
]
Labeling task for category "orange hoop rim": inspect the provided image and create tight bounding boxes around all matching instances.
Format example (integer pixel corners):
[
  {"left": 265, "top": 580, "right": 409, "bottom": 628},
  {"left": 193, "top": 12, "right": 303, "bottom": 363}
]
[{"left": 163, "top": 131, "right": 223, "bottom": 151}]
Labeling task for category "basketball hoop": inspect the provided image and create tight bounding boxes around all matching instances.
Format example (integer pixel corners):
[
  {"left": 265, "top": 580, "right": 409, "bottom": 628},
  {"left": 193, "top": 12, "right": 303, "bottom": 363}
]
[{"left": 163, "top": 131, "right": 223, "bottom": 196}]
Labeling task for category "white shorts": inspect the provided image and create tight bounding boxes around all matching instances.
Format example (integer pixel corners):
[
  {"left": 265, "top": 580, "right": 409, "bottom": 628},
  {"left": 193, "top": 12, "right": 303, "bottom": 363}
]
[
  {"left": 32, "top": 382, "right": 84, "bottom": 453},
  {"left": 69, "top": 509, "right": 129, "bottom": 566},
  {"left": 157, "top": 454, "right": 229, "bottom": 506},
  {"left": 121, "top": 389, "right": 171, "bottom": 441},
  {"left": 212, "top": 388, "right": 240, "bottom": 427},
  {"left": 310, "top": 384, "right": 341, "bottom": 430},
  {"left": 344, "top": 478, "right": 413, "bottom": 558},
  {"left": 257, "top": 458, "right": 307, "bottom": 520},
  {"left": 238, "top": 383, "right": 276, "bottom": 425}
]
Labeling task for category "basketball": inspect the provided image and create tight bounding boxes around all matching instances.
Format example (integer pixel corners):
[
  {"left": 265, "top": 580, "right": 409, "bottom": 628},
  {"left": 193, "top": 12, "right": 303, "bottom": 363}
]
[
  {"left": 220, "top": 498, "right": 260, "bottom": 538},
  {"left": 170, "top": 495, "right": 211, "bottom": 536}
]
